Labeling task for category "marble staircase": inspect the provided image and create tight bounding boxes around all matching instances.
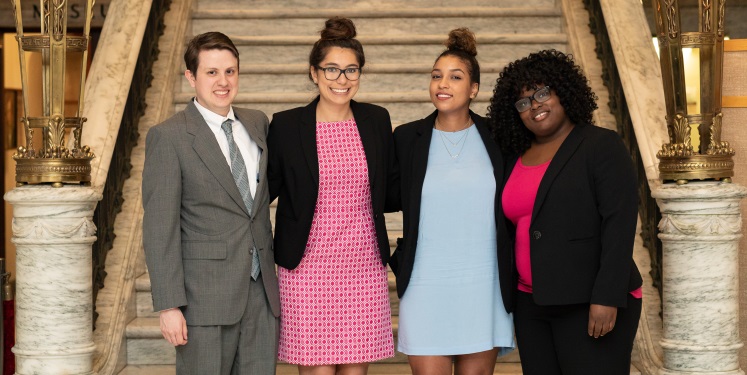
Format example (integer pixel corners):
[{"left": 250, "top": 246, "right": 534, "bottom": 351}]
[
  {"left": 120, "top": 0, "right": 572, "bottom": 373},
  {"left": 172, "top": 0, "right": 567, "bottom": 124},
  {"left": 121, "top": 210, "right": 527, "bottom": 374}
]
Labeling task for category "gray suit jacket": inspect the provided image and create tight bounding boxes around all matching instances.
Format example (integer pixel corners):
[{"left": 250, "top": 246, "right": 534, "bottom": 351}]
[{"left": 142, "top": 101, "right": 280, "bottom": 326}]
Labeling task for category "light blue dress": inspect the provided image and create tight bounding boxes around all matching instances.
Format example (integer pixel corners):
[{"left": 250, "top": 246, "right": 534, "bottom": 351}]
[{"left": 397, "top": 124, "right": 514, "bottom": 355}]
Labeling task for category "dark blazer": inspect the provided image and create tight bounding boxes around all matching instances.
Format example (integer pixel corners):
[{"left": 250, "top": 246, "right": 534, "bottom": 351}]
[
  {"left": 142, "top": 101, "right": 280, "bottom": 326},
  {"left": 267, "top": 96, "right": 399, "bottom": 270},
  {"left": 505, "top": 124, "right": 642, "bottom": 308},
  {"left": 390, "top": 110, "right": 515, "bottom": 313}
]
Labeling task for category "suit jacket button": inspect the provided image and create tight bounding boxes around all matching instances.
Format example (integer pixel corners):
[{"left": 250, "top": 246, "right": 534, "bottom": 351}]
[{"left": 532, "top": 231, "right": 541, "bottom": 240}]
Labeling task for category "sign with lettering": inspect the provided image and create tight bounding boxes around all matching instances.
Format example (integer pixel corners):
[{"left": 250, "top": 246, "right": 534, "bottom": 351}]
[{"left": 0, "top": 0, "right": 110, "bottom": 29}]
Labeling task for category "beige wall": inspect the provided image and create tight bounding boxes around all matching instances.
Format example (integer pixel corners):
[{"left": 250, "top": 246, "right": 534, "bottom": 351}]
[
  {"left": 720, "top": 41, "right": 747, "bottom": 369},
  {"left": 3, "top": 33, "right": 43, "bottom": 281}
]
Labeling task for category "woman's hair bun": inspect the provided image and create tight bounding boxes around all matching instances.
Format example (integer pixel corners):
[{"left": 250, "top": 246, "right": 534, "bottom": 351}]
[
  {"left": 445, "top": 28, "right": 477, "bottom": 57},
  {"left": 320, "top": 17, "right": 357, "bottom": 40}
]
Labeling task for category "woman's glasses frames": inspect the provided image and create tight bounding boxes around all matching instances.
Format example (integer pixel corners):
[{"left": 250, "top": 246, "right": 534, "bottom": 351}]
[
  {"left": 515, "top": 86, "right": 551, "bottom": 113},
  {"left": 316, "top": 66, "right": 361, "bottom": 81}
]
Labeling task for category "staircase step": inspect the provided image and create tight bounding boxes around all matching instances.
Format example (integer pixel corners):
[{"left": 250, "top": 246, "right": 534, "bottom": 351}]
[
  {"left": 136, "top": 273, "right": 158, "bottom": 318},
  {"left": 175, "top": 91, "right": 493, "bottom": 104},
  {"left": 126, "top": 318, "right": 174, "bottom": 365},
  {"left": 196, "top": 0, "right": 557, "bottom": 9},
  {"left": 119, "top": 363, "right": 641, "bottom": 374},
  {"left": 174, "top": 102, "right": 491, "bottom": 127},
  {"left": 222, "top": 62, "right": 513, "bottom": 74},
  {"left": 125, "top": 316, "right": 405, "bottom": 365},
  {"left": 193, "top": 7, "right": 562, "bottom": 19},
  {"left": 119, "top": 363, "right": 527, "bottom": 374},
  {"left": 193, "top": 11, "right": 562, "bottom": 37},
  {"left": 226, "top": 34, "right": 567, "bottom": 46},
  {"left": 174, "top": 99, "right": 486, "bottom": 127},
  {"left": 180, "top": 72, "right": 504, "bottom": 94},
  {"left": 200, "top": 40, "right": 567, "bottom": 66}
]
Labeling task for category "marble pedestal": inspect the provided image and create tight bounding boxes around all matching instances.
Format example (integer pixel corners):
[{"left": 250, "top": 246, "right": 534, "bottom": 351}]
[
  {"left": 653, "top": 181, "right": 746, "bottom": 375},
  {"left": 4, "top": 186, "right": 102, "bottom": 375}
]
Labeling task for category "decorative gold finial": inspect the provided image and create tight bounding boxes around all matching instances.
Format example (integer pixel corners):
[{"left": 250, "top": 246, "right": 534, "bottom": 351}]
[
  {"left": 652, "top": 0, "right": 734, "bottom": 183},
  {"left": 10, "top": 0, "right": 96, "bottom": 187}
]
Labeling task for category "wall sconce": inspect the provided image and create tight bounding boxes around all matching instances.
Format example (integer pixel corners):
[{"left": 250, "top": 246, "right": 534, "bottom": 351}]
[
  {"left": 652, "top": 0, "right": 734, "bottom": 184},
  {"left": 9, "top": 0, "right": 95, "bottom": 188}
]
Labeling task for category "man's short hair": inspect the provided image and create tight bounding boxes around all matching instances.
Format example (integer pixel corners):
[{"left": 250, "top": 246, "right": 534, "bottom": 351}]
[{"left": 184, "top": 32, "right": 239, "bottom": 74}]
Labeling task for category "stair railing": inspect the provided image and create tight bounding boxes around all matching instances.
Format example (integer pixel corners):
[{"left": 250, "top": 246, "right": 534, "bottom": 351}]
[{"left": 79, "top": 0, "right": 172, "bottom": 328}]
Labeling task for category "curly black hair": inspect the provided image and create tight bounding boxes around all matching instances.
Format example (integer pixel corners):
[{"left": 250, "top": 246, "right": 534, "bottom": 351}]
[{"left": 487, "top": 50, "right": 598, "bottom": 155}]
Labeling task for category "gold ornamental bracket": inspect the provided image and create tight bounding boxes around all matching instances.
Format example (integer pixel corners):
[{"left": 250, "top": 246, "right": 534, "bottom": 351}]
[
  {"left": 652, "top": 0, "right": 734, "bottom": 184},
  {"left": 9, "top": 0, "right": 96, "bottom": 187}
]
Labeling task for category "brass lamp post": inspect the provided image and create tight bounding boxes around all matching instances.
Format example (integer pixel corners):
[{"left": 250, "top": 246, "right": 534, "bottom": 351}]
[
  {"left": 10, "top": 0, "right": 95, "bottom": 188},
  {"left": 652, "top": 0, "right": 734, "bottom": 184}
]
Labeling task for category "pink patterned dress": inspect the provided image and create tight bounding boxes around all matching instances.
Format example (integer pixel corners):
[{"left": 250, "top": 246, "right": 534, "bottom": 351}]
[{"left": 277, "top": 119, "right": 394, "bottom": 366}]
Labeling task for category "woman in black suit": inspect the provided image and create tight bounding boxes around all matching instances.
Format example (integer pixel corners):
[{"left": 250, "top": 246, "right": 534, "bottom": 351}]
[
  {"left": 487, "top": 49, "right": 642, "bottom": 375},
  {"left": 267, "top": 17, "right": 398, "bottom": 375}
]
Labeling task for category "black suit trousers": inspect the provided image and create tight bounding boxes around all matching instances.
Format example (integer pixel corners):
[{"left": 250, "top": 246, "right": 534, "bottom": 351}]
[{"left": 514, "top": 291, "right": 641, "bottom": 375}]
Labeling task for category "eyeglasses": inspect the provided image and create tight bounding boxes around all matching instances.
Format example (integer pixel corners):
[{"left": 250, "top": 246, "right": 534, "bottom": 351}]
[
  {"left": 316, "top": 66, "right": 361, "bottom": 81},
  {"left": 514, "top": 86, "right": 552, "bottom": 113}
]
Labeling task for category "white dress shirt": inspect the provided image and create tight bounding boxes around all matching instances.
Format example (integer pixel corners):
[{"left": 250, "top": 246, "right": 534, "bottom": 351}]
[{"left": 194, "top": 99, "right": 260, "bottom": 197}]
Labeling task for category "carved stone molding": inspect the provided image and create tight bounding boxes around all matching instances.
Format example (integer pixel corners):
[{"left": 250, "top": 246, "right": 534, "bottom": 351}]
[
  {"left": 659, "top": 214, "right": 742, "bottom": 236},
  {"left": 12, "top": 218, "right": 97, "bottom": 240},
  {"left": 653, "top": 181, "right": 747, "bottom": 375},
  {"left": 5, "top": 185, "right": 102, "bottom": 375}
]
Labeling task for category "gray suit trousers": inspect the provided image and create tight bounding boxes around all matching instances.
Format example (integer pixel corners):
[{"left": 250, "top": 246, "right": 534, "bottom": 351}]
[{"left": 175, "top": 274, "right": 279, "bottom": 375}]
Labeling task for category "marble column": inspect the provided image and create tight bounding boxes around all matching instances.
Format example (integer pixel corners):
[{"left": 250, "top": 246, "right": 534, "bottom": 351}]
[
  {"left": 4, "top": 186, "right": 101, "bottom": 375},
  {"left": 653, "top": 181, "right": 746, "bottom": 375}
]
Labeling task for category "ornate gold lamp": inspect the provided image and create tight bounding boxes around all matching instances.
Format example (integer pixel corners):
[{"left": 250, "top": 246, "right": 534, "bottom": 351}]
[
  {"left": 652, "top": 0, "right": 734, "bottom": 184},
  {"left": 10, "top": 0, "right": 95, "bottom": 187}
]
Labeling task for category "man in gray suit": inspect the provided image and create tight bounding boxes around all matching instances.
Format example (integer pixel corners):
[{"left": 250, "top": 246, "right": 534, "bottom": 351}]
[{"left": 142, "top": 32, "right": 280, "bottom": 374}]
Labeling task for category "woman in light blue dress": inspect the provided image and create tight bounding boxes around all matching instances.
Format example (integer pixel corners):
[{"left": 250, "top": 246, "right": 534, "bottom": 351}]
[{"left": 390, "top": 28, "right": 515, "bottom": 375}]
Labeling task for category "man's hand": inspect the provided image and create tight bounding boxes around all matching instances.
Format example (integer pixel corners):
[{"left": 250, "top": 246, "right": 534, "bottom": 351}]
[
  {"left": 588, "top": 304, "right": 617, "bottom": 338},
  {"left": 160, "top": 308, "right": 188, "bottom": 346}
]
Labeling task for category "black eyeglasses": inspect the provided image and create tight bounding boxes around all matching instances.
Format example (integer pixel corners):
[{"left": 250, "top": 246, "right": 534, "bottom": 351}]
[
  {"left": 316, "top": 66, "right": 361, "bottom": 81},
  {"left": 514, "top": 86, "right": 552, "bottom": 113}
]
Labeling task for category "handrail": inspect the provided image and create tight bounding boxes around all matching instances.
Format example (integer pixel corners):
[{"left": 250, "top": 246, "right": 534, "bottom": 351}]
[
  {"left": 90, "top": 0, "right": 193, "bottom": 370},
  {"left": 581, "top": 2, "right": 669, "bottom": 372},
  {"left": 78, "top": 0, "right": 170, "bottom": 326},
  {"left": 581, "top": 0, "right": 669, "bottom": 304}
]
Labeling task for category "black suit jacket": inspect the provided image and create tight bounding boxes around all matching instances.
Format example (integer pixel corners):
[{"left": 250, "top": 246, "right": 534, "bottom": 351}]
[
  {"left": 505, "top": 124, "right": 642, "bottom": 308},
  {"left": 268, "top": 97, "right": 399, "bottom": 269},
  {"left": 390, "top": 110, "right": 515, "bottom": 313}
]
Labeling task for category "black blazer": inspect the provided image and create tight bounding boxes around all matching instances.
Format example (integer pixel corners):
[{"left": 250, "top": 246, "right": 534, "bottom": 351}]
[
  {"left": 505, "top": 124, "right": 642, "bottom": 308},
  {"left": 390, "top": 110, "right": 515, "bottom": 313},
  {"left": 268, "top": 97, "right": 399, "bottom": 270}
]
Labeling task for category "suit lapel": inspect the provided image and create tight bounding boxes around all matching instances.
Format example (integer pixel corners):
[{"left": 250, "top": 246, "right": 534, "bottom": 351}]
[
  {"left": 473, "top": 112, "right": 504, "bottom": 221},
  {"left": 504, "top": 154, "right": 519, "bottom": 185},
  {"left": 235, "top": 108, "right": 266, "bottom": 218},
  {"left": 531, "top": 126, "right": 584, "bottom": 222},
  {"left": 185, "top": 102, "right": 249, "bottom": 216},
  {"left": 410, "top": 111, "right": 437, "bottom": 228},
  {"left": 299, "top": 99, "right": 320, "bottom": 186},
  {"left": 473, "top": 113, "right": 502, "bottom": 185},
  {"left": 352, "top": 100, "right": 377, "bottom": 187}
]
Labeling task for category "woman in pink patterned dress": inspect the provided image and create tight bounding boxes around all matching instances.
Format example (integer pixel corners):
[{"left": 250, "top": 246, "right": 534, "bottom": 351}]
[{"left": 267, "top": 17, "right": 398, "bottom": 375}]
